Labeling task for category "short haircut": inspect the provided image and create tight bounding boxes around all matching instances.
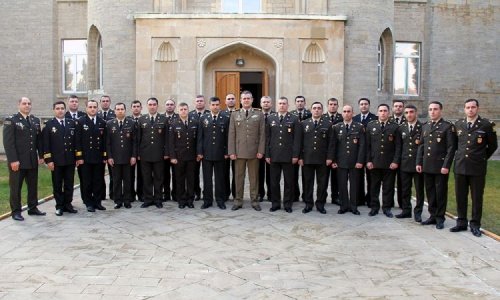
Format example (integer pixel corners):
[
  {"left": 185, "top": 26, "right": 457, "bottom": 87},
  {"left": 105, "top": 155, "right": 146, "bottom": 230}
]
[
  {"left": 378, "top": 103, "right": 390, "bottom": 110},
  {"left": 178, "top": 102, "right": 189, "bottom": 108},
  {"left": 196, "top": 95, "right": 204, "bottom": 99},
  {"left": 393, "top": 100, "right": 405, "bottom": 105},
  {"left": 429, "top": 101, "right": 443, "bottom": 109},
  {"left": 261, "top": 96, "right": 272, "bottom": 102},
  {"left": 358, "top": 98, "right": 370, "bottom": 105},
  {"left": 100, "top": 95, "right": 110, "bottom": 101},
  {"left": 210, "top": 96, "right": 220, "bottom": 103},
  {"left": 165, "top": 98, "right": 176, "bottom": 105},
  {"left": 311, "top": 101, "right": 323, "bottom": 109},
  {"left": 115, "top": 102, "right": 126, "bottom": 110},
  {"left": 53, "top": 101, "right": 66, "bottom": 109},
  {"left": 131, "top": 100, "right": 142, "bottom": 107},
  {"left": 465, "top": 98, "right": 479, "bottom": 106},
  {"left": 279, "top": 96, "right": 288, "bottom": 103},
  {"left": 328, "top": 97, "right": 339, "bottom": 104},
  {"left": 405, "top": 104, "right": 417, "bottom": 111},
  {"left": 147, "top": 97, "right": 158, "bottom": 105},
  {"left": 18, "top": 97, "right": 30, "bottom": 104},
  {"left": 343, "top": 105, "right": 353, "bottom": 112},
  {"left": 241, "top": 90, "right": 252, "bottom": 97},
  {"left": 68, "top": 95, "right": 78, "bottom": 99},
  {"left": 295, "top": 95, "right": 305, "bottom": 102},
  {"left": 87, "top": 99, "right": 98, "bottom": 107}
]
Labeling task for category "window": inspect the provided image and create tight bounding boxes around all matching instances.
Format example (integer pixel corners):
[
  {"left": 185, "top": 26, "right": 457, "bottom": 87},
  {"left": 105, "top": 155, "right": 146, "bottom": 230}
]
[
  {"left": 377, "top": 38, "right": 384, "bottom": 91},
  {"left": 98, "top": 37, "right": 103, "bottom": 89},
  {"left": 222, "top": 0, "right": 261, "bottom": 13},
  {"left": 394, "top": 42, "right": 420, "bottom": 95},
  {"left": 62, "top": 39, "right": 87, "bottom": 93}
]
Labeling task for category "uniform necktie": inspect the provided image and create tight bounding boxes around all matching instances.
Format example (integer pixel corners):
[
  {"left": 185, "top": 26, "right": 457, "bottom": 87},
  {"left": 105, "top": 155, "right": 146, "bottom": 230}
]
[
  {"left": 184, "top": 120, "right": 188, "bottom": 128},
  {"left": 431, "top": 121, "right": 435, "bottom": 128},
  {"left": 280, "top": 115, "right": 284, "bottom": 123},
  {"left": 381, "top": 122, "right": 385, "bottom": 130},
  {"left": 314, "top": 120, "right": 318, "bottom": 128},
  {"left": 362, "top": 115, "right": 366, "bottom": 123},
  {"left": 103, "top": 111, "right": 107, "bottom": 120},
  {"left": 26, "top": 116, "right": 31, "bottom": 127},
  {"left": 299, "top": 111, "right": 303, "bottom": 121},
  {"left": 264, "top": 112, "right": 268, "bottom": 119},
  {"left": 198, "top": 112, "right": 202, "bottom": 119},
  {"left": 331, "top": 115, "right": 335, "bottom": 123},
  {"left": 409, "top": 124, "right": 413, "bottom": 133},
  {"left": 213, "top": 115, "right": 217, "bottom": 124},
  {"left": 60, "top": 120, "right": 65, "bottom": 128},
  {"left": 119, "top": 120, "right": 123, "bottom": 130},
  {"left": 91, "top": 117, "right": 95, "bottom": 125},
  {"left": 134, "top": 117, "right": 138, "bottom": 123},
  {"left": 467, "top": 122, "right": 472, "bottom": 130},
  {"left": 345, "top": 123, "right": 349, "bottom": 132},
  {"left": 73, "top": 113, "right": 77, "bottom": 119},
  {"left": 150, "top": 116, "right": 154, "bottom": 125},
  {"left": 245, "top": 110, "right": 248, "bottom": 118}
]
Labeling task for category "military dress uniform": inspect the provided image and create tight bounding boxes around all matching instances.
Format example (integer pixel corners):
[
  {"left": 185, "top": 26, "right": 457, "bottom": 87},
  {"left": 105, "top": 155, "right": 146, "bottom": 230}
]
[
  {"left": 197, "top": 113, "right": 229, "bottom": 208},
  {"left": 323, "top": 112, "right": 344, "bottom": 204},
  {"left": 189, "top": 109, "right": 210, "bottom": 200},
  {"left": 75, "top": 115, "right": 107, "bottom": 211},
  {"left": 137, "top": 114, "right": 169, "bottom": 207},
  {"left": 169, "top": 118, "right": 199, "bottom": 208},
  {"left": 353, "top": 112, "right": 377, "bottom": 206},
  {"left": 265, "top": 112, "right": 301, "bottom": 212},
  {"left": 453, "top": 117, "right": 497, "bottom": 233},
  {"left": 397, "top": 121, "right": 425, "bottom": 221},
  {"left": 130, "top": 115, "right": 143, "bottom": 202},
  {"left": 106, "top": 117, "right": 137, "bottom": 207},
  {"left": 3, "top": 113, "right": 43, "bottom": 216},
  {"left": 366, "top": 120, "right": 402, "bottom": 216},
  {"left": 390, "top": 114, "right": 407, "bottom": 208},
  {"left": 259, "top": 110, "right": 275, "bottom": 202},
  {"left": 222, "top": 108, "right": 237, "bottom": 201},
  {"left": 42, "top": 118, "right": 78, "bottom": 213},
  {"left": 290, "top": 108, "right": 312, "bottom": 202},
  {"left": 98, "top": 109, "right": 116, "bottom": 199},
  {"left": 299, "top": 118, "right": 334, "bottom": 213},
  {"left": 66, "top": 110, "right": 86, "bottom": 120},
  {"left": 163, "top": 113, "right": 179, "bottom": 201},
  {"left": 228, "top": 108, "right": 266, "bottom": 210},
  {"left": 416, "top": 119, "right": 457, "bottom": 227},
  {"left": 330, "top": 121, "right": 365, "bottom": 214}
]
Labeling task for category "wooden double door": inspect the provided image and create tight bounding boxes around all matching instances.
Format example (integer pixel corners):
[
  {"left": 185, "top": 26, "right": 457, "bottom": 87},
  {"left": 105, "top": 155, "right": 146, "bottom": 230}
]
[{"left": 215, "top": 71, "right": 268, "bottom": 109}]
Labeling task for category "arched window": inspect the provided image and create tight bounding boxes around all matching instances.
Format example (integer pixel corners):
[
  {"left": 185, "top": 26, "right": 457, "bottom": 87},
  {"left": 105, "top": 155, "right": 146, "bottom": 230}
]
[{"left": 377, "top": 38, "right": 384, "bottom": 91}]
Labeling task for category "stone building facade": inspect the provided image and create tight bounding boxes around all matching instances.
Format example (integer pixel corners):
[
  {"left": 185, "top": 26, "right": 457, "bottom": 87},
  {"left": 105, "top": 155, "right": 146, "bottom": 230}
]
[{"left": 0, "top": 0, "right": 498, "bottom": 119}]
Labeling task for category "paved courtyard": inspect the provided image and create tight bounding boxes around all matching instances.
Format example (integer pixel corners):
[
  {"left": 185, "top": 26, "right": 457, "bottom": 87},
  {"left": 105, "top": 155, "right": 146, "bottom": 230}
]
[{"left": 0, "top": 185, "right": 499, "bottom": 299}]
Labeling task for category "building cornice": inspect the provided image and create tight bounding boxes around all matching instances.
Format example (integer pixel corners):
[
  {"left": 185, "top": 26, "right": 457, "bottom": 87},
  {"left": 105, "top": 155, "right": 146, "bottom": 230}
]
[{"left": 133, "top": 13, "right": 347, "bottom": 22}]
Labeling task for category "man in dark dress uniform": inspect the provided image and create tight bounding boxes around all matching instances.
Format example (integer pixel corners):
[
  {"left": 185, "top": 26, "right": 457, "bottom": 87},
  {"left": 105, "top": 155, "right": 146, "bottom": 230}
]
[
  {"left": 366, "top": 104, "right": 401, "bottom": 218},
  {"left": 222, "top": 93, "right": 237, "bottom": 201},
  {"left": 130, "top": 100, "right": 143, "bottom": 202},
  {"left": 42, "top": 101, "right": 78, "bottom": 216},
  {"left": 417, "top": 101, "right": 457, "bottom": 230},
  {"left": 3, "top": 97, "right": 46, "bottom": 221},
  {"left": 163, "top": 99, "right": 179, "bottom": 201},
  {"left": 106, "top": 102, "right": 137, "bottom": 209},
  {"left": 259, "top": 96, "right": 274, "bottom": 202},
  {"left": 75, "top": 99, "right": 107, "bottom": 212},
  {"left": 353, "top": 97, "right": 377, "bottom": 207},
  {"left": 189, "top": 95, "right": 210, "bottom": 201},
  {"left": 197, "top": 97, "right": 230, "bottom": 210},
  {"left": 137, "top": 97, "right": 169, "bottom": 209},
  {"left": 65, "top": 95, "right": 86, "bottom": 120},
  {"left": 450, "top": 99, "right": 497, "bottom": 237},
  {"left": 395, "top": 105, "right": 425, "bottom": 222},
  {"left": 98, "top": 95, "right": 116, "bottom": 200},
  {"left": 170, "top": 103, "right": 200, "bottom": 209},
  {"left": 323, "top": 97, "right": 343, "bottom": 205},
  {"left": 299, "top": 102, "right": 333, "bottom": 214},
  {"left": 331, "top": 105, "right": 365, "bottom": 215},
  {"left": 390, "top": 100, "right": 406, "bottom": 209},
  {"left": 290, "top": 95, "right": 312, "bottom": 203},
  {"left": 265, "top": 97, "right": 301, "bottom": 213}
]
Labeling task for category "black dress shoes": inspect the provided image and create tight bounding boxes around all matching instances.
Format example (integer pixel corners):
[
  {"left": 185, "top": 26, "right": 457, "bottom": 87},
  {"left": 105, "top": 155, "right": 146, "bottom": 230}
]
[
  {"left": 421, "top": 218, "right": 437, "bottom": 225},
  {"left": 269, "top": 207, "right": 280, "bottom": 212},
  {"left": 436, "top": 222, "right": 444, "bottom": 230},
  {"left": 302, "top": 207, "right": 312, "bottom": 214},
  {"left": 253, "top": 205, "right": 262, "bottom": 211},
  {"left": 12, "top": 213, "right": 24, "bottom": 221},
  {"left": 195, "top": 194, "right": 201, "bottom": 201},
  {"left": 395, "top": 212, "right": 411, "bottom": 219},
  {"left": 187, "top": 204, "right": 194, "bottom": 208},
  {"left": 317, "top": 208, "right": 327, "bottom": 214},
  {"left": 124, "top": 203, "right": 132, "bottom": 209},
  {"left": 155, "top": 203, "right": 164, "bottom": 208},
  {"left": 217, "top": 203, "right": 226, "bottom": 210},
  {"left": 87, "top": 206, "right": 96, "bottom": 212},
  {"left": 331, "top": 199, "right": 341, "bottom": 205},
  {"left": 471, "top": 228, "right": 482, "bottom": 237},
  {"left": 337, "top": 208, "right": 348, "bottom": 214},
  {"left": 95, "top": 204, "right": 107, "bottom": 211},
  {"left": 55, "top": 209, "right": 63, "bottom": 216},
  {"left": 64, "top": 206, "right": 78, "bottom": 213},
  {"left": 201, "top": 203, "right": 212, "bottom": 209},
  {"left": 114, "top": 204, "right": 122, "bottom": 209},
  {"left": 368, "top": 209, "right": 379, "bottom": 216},
  {"left": 352, "top": 210, "right": 361, "bottom": 215},
  {"left": 383, "top": 210, "right": 393, "bottom": 218},
  {"left": 231, "top": 205, "right": 242, "bottom": 211},
  {"left": 140, "top": 202, "right": 151, "bottom": 208},
  {"left": 414, "top": 214, "right": 422, "bottom": 223},
  {"left": 259, "top": 196, "right": 264, "bottom": 202},
  {"left": 450, "top": 225, "right": 467, "bottom": 232},
  {"left": 178, "top": 204, "right": 186, "bottom": 209},
  {"left": 27, "top": 208, "right": 46, "bottom": 216},
  {"left": 285, "top": 208, "right": 292, "bottom": 213}
]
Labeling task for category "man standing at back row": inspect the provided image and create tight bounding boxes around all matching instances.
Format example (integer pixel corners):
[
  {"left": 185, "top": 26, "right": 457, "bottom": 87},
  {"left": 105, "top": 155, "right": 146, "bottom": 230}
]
[{"left": 450, "top": 99, "right": 497, "bottom": 237}]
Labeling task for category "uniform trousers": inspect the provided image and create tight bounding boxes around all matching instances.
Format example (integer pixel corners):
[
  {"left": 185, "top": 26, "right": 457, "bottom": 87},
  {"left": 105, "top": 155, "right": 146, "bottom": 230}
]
[
  {"left": 269, "top": 162, "right": 294, "bottom": 209},
  {"left": 141, "top": 160, "right": 164, "bottom": 205},
  {"left": 9, "top": 167, "right": 38, "bottom": 213},
  {"left": 81, "top": 163, "right": 105, "bottom": 208},
  {"left": 357, "top": 167, "right": 372, "bottom": 205},
  {"left": 106, "top": 163, "right": 113, "bottom": 200},
  {"left": 225, "top": 159, "right": 236, "bottom": 200},
  {"left": 328, "top": 168, "right": 339, "bottom": 202},
  {"left": 400, "top": 171, "right": 424, "bottom": 216},
  {"left": 424, "top": 173, "right": 449, "bottom": 223},
  {"left": 395, "top": 169, "right": 403, "bottom": 208},
  {"left": 455, "top": 174, "right": 485, "bottom": 229},
  {"left": 302, "top": 164, "right": 328, "bottom": 209},
  {"left": 131, "top": 160, "right": 143, "bottom": 201},
  {"left": 175, "top": 160, "right": 196, "bottom": 206},
  {"left": 258, "top": 158, "right": 271, "bottom": 200},
  {"left": 234, "top": 158, "right": 259, "bottom": 207},
  {"left": 370, "top": 168, "right": 396, "bottom": 211},
  {"left": 112, "top": 164, "right": 132, "bottom": 205},
  {"left": 202, "top": 160, "right": 226, "bottom": 205},
  {"left": 194, "top": 161, "right": 202, "bottom": 198},
  {"left": 293, "top": 165, "right": 305, "bottom": 201},
  {"left": 337, "top": 168, "right": 361, "bottom": 212},
  {"left": 51, "top": 165, "right": 75, "bottom": 210},
  {"left": 163, "top": 160, "right": 176, "bottom": 201}
]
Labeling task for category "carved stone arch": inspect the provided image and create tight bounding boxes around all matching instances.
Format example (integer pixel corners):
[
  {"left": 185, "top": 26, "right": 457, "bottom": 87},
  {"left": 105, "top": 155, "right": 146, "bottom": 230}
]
[
  {"left": 378, "top": 27, "right": 394, "bottom": 95},
  {"left": 156, "top": 41, "right": 177, "bottom": 62},
  {"left": 303, "top": 42, "right": 325, "bottom": 63},
  {"left": 87, "top": 25, "right": 102, "bottom": 91}
]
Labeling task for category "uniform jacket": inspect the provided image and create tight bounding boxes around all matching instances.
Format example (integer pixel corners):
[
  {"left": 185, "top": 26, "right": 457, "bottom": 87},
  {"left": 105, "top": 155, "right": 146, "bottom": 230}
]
[
  {"left": 417, "top": 118, "right": 457, "bottom": 174},
  {"left": 165, "top": 113, "right": 179, "bottom": 126},
  {"left": 197, "top": 113, "right": 229, "bottom": 161},
  {"left": 299, "top": 117, "right": 334, "bottom": 164},
  {"left": 137, "top": 114, "right": 169, "bottom": 162},
  {"left": 353, "top": 112, "right": 377, "bottom": 127},
  {"left": 169, "top": 118, "right": 199, "bottom": 161},
  {"left": 3, "top": 112, "right": 42, "bottom": 169},
  {"left": 331, "top": 121, "right": 365, "bottom": 168},
  {"left": 390, "top": 114, "right": 406, "bottom": 126},
  {"left": 106, "top": 117, "right": 137, "bottom": 164},
  {"left": 398, "top": 121, "right": 423, "bottom": 173},
  {"left": 228, "top": 108, "right": 266, "bottom": 159},
  {"left": 454, "top": 116, "right": 497, "bottom": 176},
  {"left": 65, "top": 110, "right": 86, "bottom": 120},
  {"left": 189, "top": 109, "right": 210, "bottom": 121},
  {"left": 97, "top": 109, "right": 116, "bottom": 121},
  {"left": 290, "top": 109, "right": 312, "bottom": 122},
  {"left": 75, "top": 115, "right": 107, "bottom": 164},
  {"left": 323, "top": 112, "right": 343, "bottom": 125},
  {"left": 366, "top": 120, "right": 402, "bottom": 169},
  {"left": 265, "top": 113, "right": 301, "bottom": 163},
  {"left": 42, "top": 118, "right": 77, "bottom": 166}
]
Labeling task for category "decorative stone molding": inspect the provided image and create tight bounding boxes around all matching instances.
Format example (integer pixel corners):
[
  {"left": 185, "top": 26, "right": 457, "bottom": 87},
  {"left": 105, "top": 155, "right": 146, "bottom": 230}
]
[
  {"left": 303, "top": 42, "right": 325, "bottom": 63},
  {"left": 156, "top": 41, "right": 177, "bottom": 62},
  {"left": 273, "top": 40, "right": 283, "bottom": 48},
  {"left": 197, "top": 39, "right": 206, "bottom": 48}
]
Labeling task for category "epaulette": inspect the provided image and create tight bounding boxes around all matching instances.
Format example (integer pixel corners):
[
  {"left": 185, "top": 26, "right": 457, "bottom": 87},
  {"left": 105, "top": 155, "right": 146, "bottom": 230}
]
[
  {"left": 253, "top": 108, "right": 262, "bottom": 111},
  {"left": 234, "top": 109, "right": 240, "bottom": 111}
]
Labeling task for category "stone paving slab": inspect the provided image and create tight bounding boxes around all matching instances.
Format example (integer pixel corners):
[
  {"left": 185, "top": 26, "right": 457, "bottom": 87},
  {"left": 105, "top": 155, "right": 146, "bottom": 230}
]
[{"left": 0, "top": 186, "right": 499, "bottom": 299}]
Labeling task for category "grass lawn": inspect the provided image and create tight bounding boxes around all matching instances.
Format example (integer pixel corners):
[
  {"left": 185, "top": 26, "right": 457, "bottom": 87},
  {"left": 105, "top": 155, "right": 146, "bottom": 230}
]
[{"left": 0, "top": 163, "right": 79, "bottom": 215}]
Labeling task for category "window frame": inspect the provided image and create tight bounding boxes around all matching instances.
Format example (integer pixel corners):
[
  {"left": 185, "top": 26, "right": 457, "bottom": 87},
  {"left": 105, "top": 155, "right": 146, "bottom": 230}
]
[
  {"left": 393, "top": 41, "right": 421, "bottom": 96},
  {"left": 377, "top": 38, "right": 384, "bottom": 91},
  {"left": 62, "top": 39, "right": 88, "bottom": 94},
  {"left": 221, "top": 0, "right": 262, "bottom": 14}
]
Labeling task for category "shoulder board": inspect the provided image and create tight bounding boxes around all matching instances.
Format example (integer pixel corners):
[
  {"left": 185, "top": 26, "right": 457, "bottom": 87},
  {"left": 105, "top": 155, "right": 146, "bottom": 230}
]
[{"left": 253, "top": 108, "right": 262, "bottom": 111}]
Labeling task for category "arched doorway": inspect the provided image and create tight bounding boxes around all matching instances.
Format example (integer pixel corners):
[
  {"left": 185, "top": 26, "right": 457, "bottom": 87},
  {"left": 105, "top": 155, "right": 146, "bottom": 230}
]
[{"left": 201, "top": 42, "right": 277, "bottom": 109}]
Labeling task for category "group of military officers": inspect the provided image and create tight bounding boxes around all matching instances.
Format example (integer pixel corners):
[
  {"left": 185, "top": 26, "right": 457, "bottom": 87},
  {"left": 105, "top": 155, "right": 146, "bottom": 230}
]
[{"left": 4, "top": 93, "right": 497, "bottom": 237}]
